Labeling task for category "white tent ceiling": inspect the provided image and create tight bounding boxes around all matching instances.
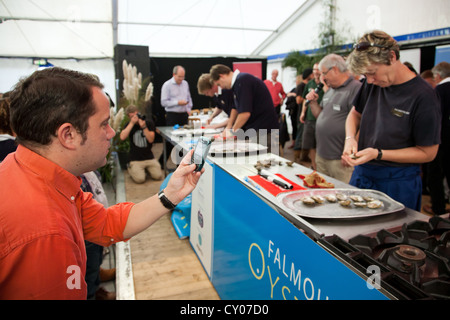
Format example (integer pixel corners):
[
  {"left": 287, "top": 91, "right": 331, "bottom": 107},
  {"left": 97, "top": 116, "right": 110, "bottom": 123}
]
[{"left": 0, "top": 0, "right": 308, "bottom": 59}]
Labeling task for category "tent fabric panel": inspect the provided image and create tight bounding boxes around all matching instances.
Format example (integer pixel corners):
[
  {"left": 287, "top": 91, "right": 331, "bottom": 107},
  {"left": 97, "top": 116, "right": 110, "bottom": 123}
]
[
  {"left": 0, "top": 20, "right": 113, "bottom": 58},
  {"left": 118, "top": 23, "right": 272, "bottom": 56},
  {"left": 0, "top": 0, "right": 111, "bottom": 22}
]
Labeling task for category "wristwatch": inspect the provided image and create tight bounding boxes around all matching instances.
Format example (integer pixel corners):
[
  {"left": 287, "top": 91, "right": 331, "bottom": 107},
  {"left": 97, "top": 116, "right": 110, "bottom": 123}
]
[
  {"left": 376, "top": 148, "right": 383, "bottom": 161},
  {"left": 158, "top": 189, "right": 177, "bottom": 210}
]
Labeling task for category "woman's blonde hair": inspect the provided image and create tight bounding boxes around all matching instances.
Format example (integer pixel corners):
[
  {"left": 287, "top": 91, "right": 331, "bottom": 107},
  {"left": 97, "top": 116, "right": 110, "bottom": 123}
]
[{"left": 346, "top": 30, "right": 400, "bottom": 76}]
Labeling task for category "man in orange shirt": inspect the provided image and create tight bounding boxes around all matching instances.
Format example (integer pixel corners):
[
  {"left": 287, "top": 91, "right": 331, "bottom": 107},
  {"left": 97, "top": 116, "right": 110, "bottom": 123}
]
[
  {"left": 0, "top": 67, "right": 203, "bottom": 299},
  {"left": 264, "top": 69, "right": 286, "bottom": 116}
]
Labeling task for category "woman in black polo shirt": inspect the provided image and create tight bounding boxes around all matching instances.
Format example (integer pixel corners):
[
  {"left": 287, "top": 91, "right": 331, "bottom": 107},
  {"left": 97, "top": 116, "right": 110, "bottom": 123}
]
[{"left": 342, "top": 30, "right": 441, "bottom": 211}]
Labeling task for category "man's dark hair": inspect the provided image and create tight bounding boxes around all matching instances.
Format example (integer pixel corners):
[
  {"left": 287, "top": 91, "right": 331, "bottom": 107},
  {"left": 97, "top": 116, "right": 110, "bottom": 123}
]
[
  {"left": 302, "top": 68, "right": 313, "bottom": 79},
  {"left": 9, "top": 67, "right": 104, "bottom": 147},
  {"left": 0, "top": 96, "right": 13, "bottom": 136},
  {"left": 209, "top": 64, "right": 232, "bottom": 82}
]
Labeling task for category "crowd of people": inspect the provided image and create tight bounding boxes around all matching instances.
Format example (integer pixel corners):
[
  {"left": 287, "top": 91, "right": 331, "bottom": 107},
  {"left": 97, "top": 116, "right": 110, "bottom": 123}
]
[
  {"left": 288, "top": 31, "right": 448, "bottom": 214},
  {"left": 0, "top": 29, "right": 448, "bottom": 300}
]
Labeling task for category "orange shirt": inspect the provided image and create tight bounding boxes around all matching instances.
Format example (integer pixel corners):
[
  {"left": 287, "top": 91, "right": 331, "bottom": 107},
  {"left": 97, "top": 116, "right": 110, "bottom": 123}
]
[{"left": 0, "top": 145, "right": 133, "bottom": 299}]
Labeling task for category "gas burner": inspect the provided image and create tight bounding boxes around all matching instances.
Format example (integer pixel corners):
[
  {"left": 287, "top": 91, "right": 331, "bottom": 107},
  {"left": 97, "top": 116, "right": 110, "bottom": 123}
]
[
  {"left": 379, "top": 245, "right": 426, "bottom": 274},
  {"left": 327, "top": 216, "right": 450, "bottom": 299},
  {"left": 394, "top": 245, "right": 426, "bottom": 269}
]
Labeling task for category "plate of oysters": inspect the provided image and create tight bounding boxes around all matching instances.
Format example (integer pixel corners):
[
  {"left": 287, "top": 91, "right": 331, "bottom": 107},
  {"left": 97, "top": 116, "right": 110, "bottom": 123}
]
[{"left": 276, "top": 189, "right": 405, "bottom": 219}]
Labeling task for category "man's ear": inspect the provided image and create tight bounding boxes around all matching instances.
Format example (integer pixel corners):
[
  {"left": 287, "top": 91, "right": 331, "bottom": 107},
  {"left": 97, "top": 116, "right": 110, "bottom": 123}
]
[
  {"left": 389, "top": 50, "right": 398, "bottom": 64},
  {"left": 57, "top": 123, "right": 79, "bottom": 150}
]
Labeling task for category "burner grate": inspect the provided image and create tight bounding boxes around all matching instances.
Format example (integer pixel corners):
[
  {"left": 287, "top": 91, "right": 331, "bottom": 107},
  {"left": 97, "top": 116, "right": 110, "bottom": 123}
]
[{"left": 323, "top": 216, "right": 450, "bottom": 299}]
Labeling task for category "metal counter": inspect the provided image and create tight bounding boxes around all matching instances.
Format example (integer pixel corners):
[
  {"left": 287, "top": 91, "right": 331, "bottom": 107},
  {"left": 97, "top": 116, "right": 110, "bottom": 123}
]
[{"left": 157, "top": 126, "right": 427, "bottom": 241}]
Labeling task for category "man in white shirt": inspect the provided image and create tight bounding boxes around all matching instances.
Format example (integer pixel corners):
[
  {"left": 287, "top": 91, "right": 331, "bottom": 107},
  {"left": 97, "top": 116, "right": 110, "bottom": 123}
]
[
  {"left": 161, "top": 65, "right": 193, "bottom": 127},
  {"left": 160, "top": 65, "right": 193, "bottom": 166}
]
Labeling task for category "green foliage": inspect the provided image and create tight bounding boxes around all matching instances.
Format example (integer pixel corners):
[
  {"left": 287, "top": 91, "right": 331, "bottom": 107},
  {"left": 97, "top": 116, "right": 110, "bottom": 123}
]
[
  {"left": 282, "top": 0, "right": 353, "bottom": 75},
  {"left": 113, "top": 114, "right": 130, "bottom": 153},
  {"left": 282, "top": 51, "right": 315, "bottom": 75},
  {"left": 98, "top": 150, "right": 114, "bottom": 183},
  {"left": 316, "top": 0, "right": 353, "bottom": 57}
]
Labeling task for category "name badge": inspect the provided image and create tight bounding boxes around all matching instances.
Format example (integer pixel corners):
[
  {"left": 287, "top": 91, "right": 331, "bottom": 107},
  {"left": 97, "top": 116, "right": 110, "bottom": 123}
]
[
  {"left": 333, "top": 104, "right": 341, "bottom": 111},
  {"left": 390, "top": 108, "right": 410, "bottom": 118}
]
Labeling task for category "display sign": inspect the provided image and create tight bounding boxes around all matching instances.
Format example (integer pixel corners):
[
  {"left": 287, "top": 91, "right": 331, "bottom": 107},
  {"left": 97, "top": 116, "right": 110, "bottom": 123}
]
[
  {"left": 190, "top": 160, "right": 214, "bottom": 278},
  {"left": 211, "top": 166, "right": 389, "bottom": 300},
  {"left": 233, "top": 61, "right": 262, "bottom": 79}
]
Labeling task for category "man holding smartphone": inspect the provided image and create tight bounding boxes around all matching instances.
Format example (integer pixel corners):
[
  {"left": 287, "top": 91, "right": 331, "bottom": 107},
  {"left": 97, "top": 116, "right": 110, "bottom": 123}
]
[{"left": 0, "top": 67, "right": 203, "bottom": 299}]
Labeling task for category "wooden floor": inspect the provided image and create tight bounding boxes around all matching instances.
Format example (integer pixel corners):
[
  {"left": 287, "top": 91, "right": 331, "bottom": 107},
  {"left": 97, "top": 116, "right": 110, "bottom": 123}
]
[
  {"left": 128, "top": 213, "right": 220, "bottom": 300},
  {"left": 124, "top": 144, "right": 220, "bottom": 300}
]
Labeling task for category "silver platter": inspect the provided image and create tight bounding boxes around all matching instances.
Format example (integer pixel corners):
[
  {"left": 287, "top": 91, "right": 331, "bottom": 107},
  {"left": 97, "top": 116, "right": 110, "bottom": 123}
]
[
  {"left": 276, "top": 188, "right": 405, "bottom": 219},
  {"left": 209, "top": 142, "right": 267, "bottom": 155}
]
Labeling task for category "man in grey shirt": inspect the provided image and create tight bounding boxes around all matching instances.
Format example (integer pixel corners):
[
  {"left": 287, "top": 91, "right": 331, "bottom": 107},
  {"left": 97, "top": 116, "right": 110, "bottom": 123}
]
[{"left": 306, "top": 54, "right": 362, "bottom": 183}]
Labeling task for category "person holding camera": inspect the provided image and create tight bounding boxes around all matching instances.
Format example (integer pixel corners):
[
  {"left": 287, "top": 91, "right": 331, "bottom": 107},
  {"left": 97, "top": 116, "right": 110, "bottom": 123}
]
[{"left": 120, "top": 104, "right": 163, "bottom": 183}]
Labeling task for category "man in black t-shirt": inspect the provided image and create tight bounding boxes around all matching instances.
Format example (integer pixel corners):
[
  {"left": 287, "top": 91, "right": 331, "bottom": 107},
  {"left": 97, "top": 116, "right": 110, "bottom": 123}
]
[
  {"left": 209, "top": 64, "right": 279, "bottom": 152},
  {"left": 119, "top": 105, "right": 163, "bottom": 183},
  {"left": 197, "top": 73, "right": 234, "bottom": 129}
]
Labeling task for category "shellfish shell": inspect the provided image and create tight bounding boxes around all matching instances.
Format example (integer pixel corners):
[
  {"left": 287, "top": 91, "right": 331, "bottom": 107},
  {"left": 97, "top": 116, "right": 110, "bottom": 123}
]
[
  {"left": 301, "top": 197, "right": 316, "bottom": 205},
  {"left": 336, "top": 193, "right": 348, "bottom": 201},
  {"left": 367, "top": 200, "right": 383, "bottom": 209},
  {"left": 339, "top": 199, "right": 352, "bottom": 207},
  {"left": 311, "top": 195, "right": 325, "bottom": 204},
  {"left": 353, "top": 202, "right": 367, "bottom": 208},
  {"left": 349, "top": 195, "right": 364, "bottom": 202},
  {"left": 324, "top": 194, "right": 337, "bottom": 203}
]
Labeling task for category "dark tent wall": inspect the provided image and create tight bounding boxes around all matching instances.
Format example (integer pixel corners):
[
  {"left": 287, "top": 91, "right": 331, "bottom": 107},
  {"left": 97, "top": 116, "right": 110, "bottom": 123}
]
[
  {"left": 113, "top": 44, "right": 267, "bottom": 141},
  {"left": 148, "top": 56, "right": 267, "bottom": 141}
]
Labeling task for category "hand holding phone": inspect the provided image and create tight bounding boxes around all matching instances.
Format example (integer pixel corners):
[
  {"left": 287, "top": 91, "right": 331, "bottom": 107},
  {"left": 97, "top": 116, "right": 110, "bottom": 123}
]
[{"left": 191, "top": 137, "right": 213, "bottom": 172}]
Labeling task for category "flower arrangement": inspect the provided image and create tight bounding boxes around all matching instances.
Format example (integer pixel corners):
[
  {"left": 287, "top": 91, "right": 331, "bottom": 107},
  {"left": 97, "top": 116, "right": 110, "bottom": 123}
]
[
  {"left": 110, "top": 106, "right": 129, "bottom": 153},
  {"left": 144, "top": 81, "right": 153, "bottom": 103},
  {"left": 122, "top": 60, "right": 142, "bottom": 104},
  {"left": 114, "top": 59, "right": 155, "bottom": 154}
]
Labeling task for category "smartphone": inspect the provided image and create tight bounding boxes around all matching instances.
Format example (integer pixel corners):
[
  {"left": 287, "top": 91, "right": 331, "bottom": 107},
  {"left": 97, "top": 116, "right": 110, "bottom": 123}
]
[{"left": 191, "top": 137, "right": 213, "bottom": 172}]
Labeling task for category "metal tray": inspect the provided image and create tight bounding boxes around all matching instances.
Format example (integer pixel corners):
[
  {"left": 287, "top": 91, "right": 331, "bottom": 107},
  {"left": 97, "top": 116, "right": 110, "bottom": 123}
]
[
  {"left": 276, "top": 188, "right": 405, "bottom": 219},
  {"left": 170, "top": 128, "right": 221, "bottom": 136},
  {"left": 209, "top": 142, "right": 267, "bottom": 156}
]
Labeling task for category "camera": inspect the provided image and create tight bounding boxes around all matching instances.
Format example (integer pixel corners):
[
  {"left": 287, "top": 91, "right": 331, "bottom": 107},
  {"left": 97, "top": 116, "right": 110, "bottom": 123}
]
[{"left": 137, "top": 113, "right": 146, "bottom": 120}]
